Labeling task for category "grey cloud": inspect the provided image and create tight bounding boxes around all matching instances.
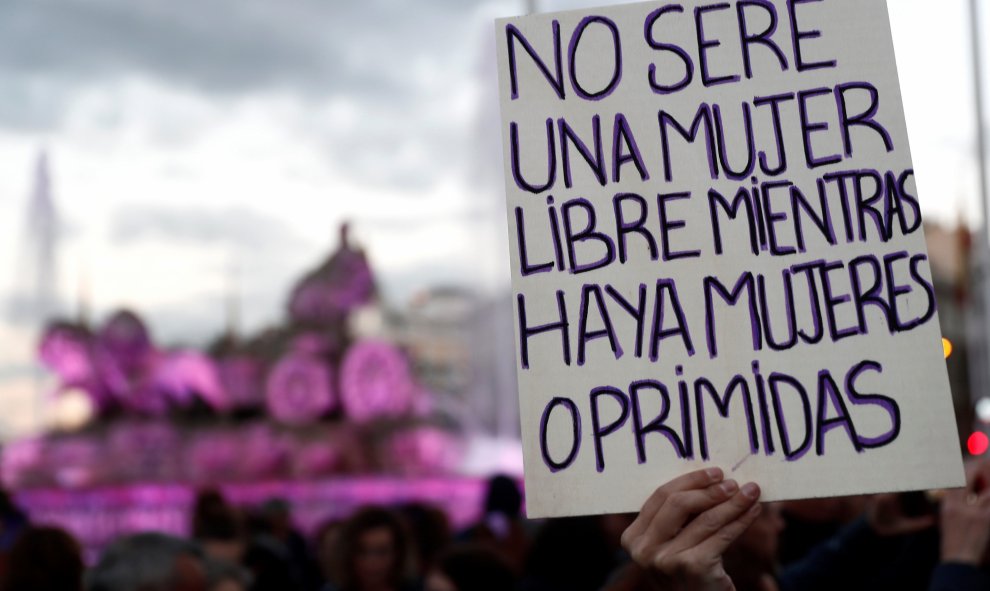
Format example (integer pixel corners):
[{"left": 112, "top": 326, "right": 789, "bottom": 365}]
[
  {"left": 0, "top": 0, "right": 491, "bottom": 103},
  {"left": 358, "top": 209, "right": 497, "bottom": 232},
  {"left": 109, "top": 204, "right": 325, "bottom": 343},
  {"left": 0, "top": 0, "right": 520, "bottom": 190},
  {"left": 110, "top": 204, "right": 311, "bottom": 254}
]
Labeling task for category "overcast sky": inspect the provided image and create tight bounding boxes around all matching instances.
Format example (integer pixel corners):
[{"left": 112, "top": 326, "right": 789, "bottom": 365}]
[{"left": 0, "top": 0, "right": 986, "bottom": 438}]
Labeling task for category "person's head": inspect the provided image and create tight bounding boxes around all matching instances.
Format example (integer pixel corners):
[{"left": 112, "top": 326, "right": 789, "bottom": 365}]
[
  {"left": 396, "top": 502, "right": 451, "bottom": 577},
  {"left": 314, "top": 519, "right": 344, "bottom": 583},
  {"left": 192, "top": 491, "right": 245, "bottom": 566},
  {"left": 242, "top": 535, "right": 296, "bottom": 591},
  {"left": 192, "top": 490, "right": 228, "bottom": 535},
  {"left": 483, "top": 475, "right": 522, "bottom": 519},
  {"left": 204, "top": 557, "right": 251, "bottom": 591},
  {"left": 524, "top": 516, "right": 614, "bottom": 591},
  {"left": 3, "top": 526, "right": 83, "bottom": 591},
  {"left": 335, "top": 507, "right": 409, "bottom": 591},
  {"left": 86, "top": 532, "right": 207, "bottom": 591},
  {"left": 425, "top": 545, "right": 516, "bottom": 591},
  {"left": 260, "top": 498, "right": 292, "bottom": 538},
  {"left": 723, "top": 503, "right": 786, "bottom": 591},
  {"left": 737, "top": 502, "right": 785, "bottom": 563}
]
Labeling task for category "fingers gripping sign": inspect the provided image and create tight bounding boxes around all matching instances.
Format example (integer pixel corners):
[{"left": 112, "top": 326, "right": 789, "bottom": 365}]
[{"left": 622, "top": 468, "right": 762, "bottom": 591}]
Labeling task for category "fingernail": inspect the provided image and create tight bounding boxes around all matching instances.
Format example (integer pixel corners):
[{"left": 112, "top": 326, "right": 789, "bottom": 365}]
[
  {"left": 706, "top": 468, "right": 723, "bottom": 481},
  {"left": 741, "top": 482, "right": 760, "bottom": 499},
  {"left": 748, "top": 503, "right": 762, "bottom": 517},
  {"left": 720, "top": 480, "right": 738, "bottom": 495}
]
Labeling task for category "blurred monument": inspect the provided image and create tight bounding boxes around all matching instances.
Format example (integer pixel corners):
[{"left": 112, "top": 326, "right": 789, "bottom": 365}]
[
  {"left": 967, "top": 0, "right": 990, "bottom": 430},
  {"left": 9, "top": 150, "right": 61, "bottom": 326}
]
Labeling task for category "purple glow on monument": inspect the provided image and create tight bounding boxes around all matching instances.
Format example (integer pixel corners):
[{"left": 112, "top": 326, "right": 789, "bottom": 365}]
[
  {"left": 386, "top": 427, "right": 462, "bottom": 475},
  {"left": 151, "top": 351, "right": 229, "bottom": 412},
  {"left": 17, "top": 477, "right": 490, "bottom": 562},
  {"left": 292, "top": 442, "right": 342, "bottom": 478},
  {"left": 38, "top": 325, "right": 94, "bottom": 387},
  {"left": 50, "top": 438, "right": 104, "bottom": 489},
  {"left": 240, "top": 424, "right": 291, "bottom": 480},
  {"left": 218, "top": 356, "right": 265, "bottom": 409},
  {"left": 288, "top": 223, "right": 376, "bottom": 325},
  {"left": 109, "top": 422, "right": 181, "bottom": 483},
  {"left": 98, "top": 311, "right": 155, "bottom": 376},
  {"left": 291, "top": 332, "right": 333, "bottom": 356},
  {"left": 265, "top": 352, "right": 337, "bottom": 425},
  {"left": 185, "top": 431, "right": 242, "bottom": 484},
  {"left": 340, "top": 340, "right": 415, "bottom": 422},
  {"left": 92, "top": 344, "right": 132, "bottom": 406},
  {"left": 113, "top": 352, "right": 170, "bottom": 416},
  {"left": 2, "top": 438, "right": 46, "bottom": 489}
]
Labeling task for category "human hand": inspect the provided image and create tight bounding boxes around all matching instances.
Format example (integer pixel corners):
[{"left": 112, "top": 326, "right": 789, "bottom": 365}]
[
  {"left": 940, "top": 460, "right": 990, "bottom": 566},
  {"left": 620, "top": 468, "right": 762, "bottom": 591},
  {"left": 864, "top": 493, "right": 936, "bottom": 537}
]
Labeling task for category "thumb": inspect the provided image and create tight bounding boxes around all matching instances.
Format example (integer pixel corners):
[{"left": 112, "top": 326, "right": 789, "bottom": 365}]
[{"left": 758, "top": 574, "right": 779, "bottom": 591}]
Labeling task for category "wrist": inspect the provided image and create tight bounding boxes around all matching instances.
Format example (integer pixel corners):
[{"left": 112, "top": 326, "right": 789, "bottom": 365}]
[{"left": 941, "top": 549, "right": 982, "bottom": 566}]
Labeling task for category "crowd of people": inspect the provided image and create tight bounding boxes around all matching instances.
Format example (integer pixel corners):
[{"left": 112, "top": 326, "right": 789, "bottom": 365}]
[{"left": 0, "top": 464, "right": 987, "bottom": 591}]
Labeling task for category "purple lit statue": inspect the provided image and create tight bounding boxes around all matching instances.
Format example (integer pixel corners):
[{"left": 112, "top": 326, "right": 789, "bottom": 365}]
[
  {"left": 265, "top": 352, "right": 337, "bottom": 424},
  {"left": 340, "top": 340, "right": 415, "bottom": 422},
  {"left": 149, "top": 350, "right": 228, "bottom": 412},
  {"left": 38, "top": 322, "right": 114, "bottom": 411},
  {"left": 218, "top": 355, "right": 265, "bottom": 409},
  {"left": 94, "top": 311, "right": 161, "bottom": 412},
  {"left": 288, "top": 223, "right": 375, "bottom": 326},
  {"left": 108, "top": 422, "right": 182, "bottom": 482}
]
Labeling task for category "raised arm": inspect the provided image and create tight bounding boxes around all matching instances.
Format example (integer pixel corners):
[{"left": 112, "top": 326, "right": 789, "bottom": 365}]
[{"left": 620, "top": 468, "right": 762, "bottom": 591}]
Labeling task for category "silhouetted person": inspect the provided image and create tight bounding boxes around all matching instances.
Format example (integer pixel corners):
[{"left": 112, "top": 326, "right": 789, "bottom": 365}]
[
  {"left": 396, "top": 503, "right": 451, "bottom": 578},
  {"left": 461, "top": 475, "right": 528, "bottom": 575},
  {"left": 86, "top": 532, "right": 207, "bottom": 591},
  {"left": 326, "top": 507, "right": 417, "bottom": 591},
  {"left": 425, "top": 544, "right": 516, "bottom": 591},
  {"left": 522, "top": 516, "right": 616, "bottom": 591},
  {"left": 192, "top": 490, "right": 247, "bottom": 567},
  {"left": 2, "top": 526, "right": 83, "bottom": 591}
]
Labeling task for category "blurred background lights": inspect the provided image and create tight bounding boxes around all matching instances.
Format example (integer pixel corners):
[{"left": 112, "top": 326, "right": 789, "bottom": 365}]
[
  {"left": 49, "top": 388, "right": 95, "bottom": 432},
  {"left": 967, "top": 431, "right": 989, "bottom": 456},
  {"left": 977, "top": 398, "right": 990, "bottom": 424},
  {"left": 942, "top": 337, "right": 953, "bottom": 359}
]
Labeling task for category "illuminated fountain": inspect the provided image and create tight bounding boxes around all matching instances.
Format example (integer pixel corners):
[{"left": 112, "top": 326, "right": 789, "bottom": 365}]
[{"left": 6, "top": 223, "right": 477, "bottom": 556}]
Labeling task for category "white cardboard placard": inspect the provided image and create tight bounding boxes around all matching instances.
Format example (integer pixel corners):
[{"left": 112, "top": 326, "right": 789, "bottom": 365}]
[{"left": 495, "top": 0, "right": 965, "bottom": 518}]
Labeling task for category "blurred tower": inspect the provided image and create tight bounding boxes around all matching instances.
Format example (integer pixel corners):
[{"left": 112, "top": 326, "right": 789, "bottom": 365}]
[
  {"left": 969, "top": 0, "right": 990, "bottom": 410},
  {"left": 22, "top": 150, "right": 60, "bottom": 325},
  {"left": 8, "top": 150, "right": 62, "bottom": 428}
]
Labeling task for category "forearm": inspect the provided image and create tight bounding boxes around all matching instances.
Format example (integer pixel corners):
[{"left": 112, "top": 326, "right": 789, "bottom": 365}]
[{"left": 928, "top": 563, "right": 990, "bottom": 591}]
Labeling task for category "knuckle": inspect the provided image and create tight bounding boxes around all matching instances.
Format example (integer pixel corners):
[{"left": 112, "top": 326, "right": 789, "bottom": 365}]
[
  {"left": 667, "top": 492, "right": 689, "bottom": 511},
  {"left": 684, "top": 558, "right": 715, "bottom": 578},
  {"left": 630, "top": 539, "right": 652, "bottom": 565},
  {"left": 652, "top": 549, "right": 678, "bottom": 573},
  {"left": 696, "top": 511, "right": 722, "bottom": 532},
  {"left": 644, "top": 491, "right": 668, "bottom": 513},
  {"left": 666, "top": 554, "right": 694, "bottom": 575},
  {"left": 620, "top": 529, "right": 633, "bottom": 550},
  {"left": 714, "top": 528, "right": 737, "bottom": 546}
]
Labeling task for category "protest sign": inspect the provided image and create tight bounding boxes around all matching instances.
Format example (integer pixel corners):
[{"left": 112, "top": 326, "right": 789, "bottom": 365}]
[{"left": 495, "top": 0, "right": 966, "bottom": 518}]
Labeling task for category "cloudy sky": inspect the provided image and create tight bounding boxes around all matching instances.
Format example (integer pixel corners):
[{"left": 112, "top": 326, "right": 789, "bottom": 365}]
[{"left": 0, "top": 0, "right": 986, "bottom": 438}]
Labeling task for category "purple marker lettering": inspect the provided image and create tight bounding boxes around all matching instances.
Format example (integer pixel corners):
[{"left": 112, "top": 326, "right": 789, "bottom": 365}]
[
  {"left": 510, "top": 120, "right": 557, "bottom": 193},
  {"left": 768, "top": 372, "right": 813, "bottom": 461},
  {"left": 539, "top": 397, "right": 581, "bottom": 472},
  {"left": 506, "top": 21, "right": 565, "bottom": 100},
  {"left": 568, "top": 16, "right": 623, "bottom": 101},
  {"left": 590, "top": 386, "right": 630, "bottom": 472}
]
